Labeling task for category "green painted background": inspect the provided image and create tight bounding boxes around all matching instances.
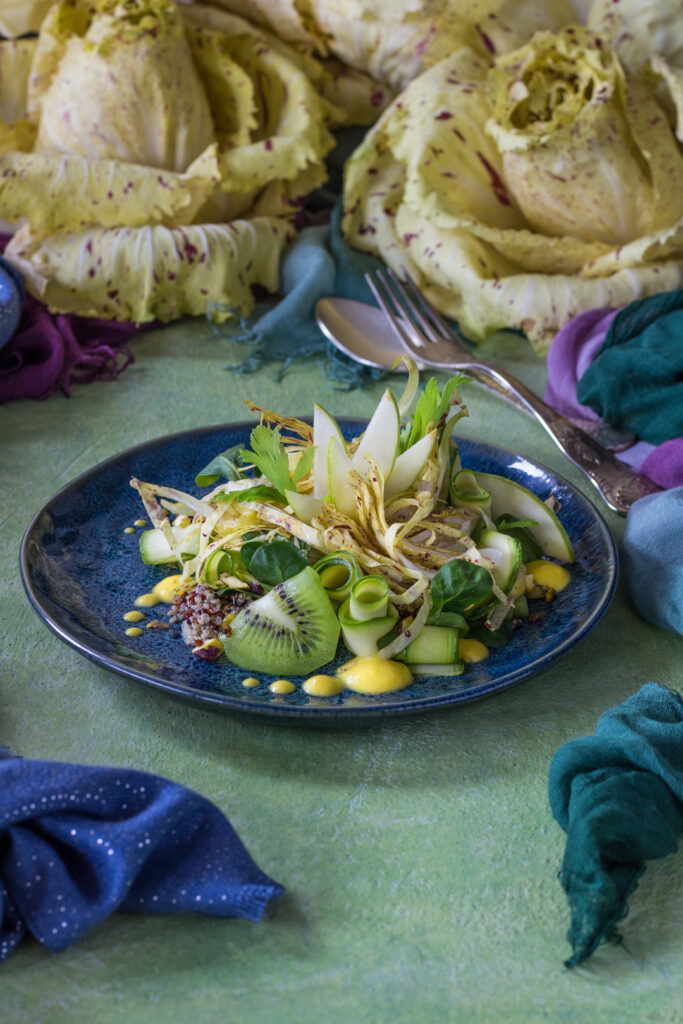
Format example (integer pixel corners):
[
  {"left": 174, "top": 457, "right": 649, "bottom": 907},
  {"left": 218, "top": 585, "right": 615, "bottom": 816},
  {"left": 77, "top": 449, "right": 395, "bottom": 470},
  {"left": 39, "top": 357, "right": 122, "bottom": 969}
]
[{"left": 1, "top": 321, "right": 681, "bottom": 1023}]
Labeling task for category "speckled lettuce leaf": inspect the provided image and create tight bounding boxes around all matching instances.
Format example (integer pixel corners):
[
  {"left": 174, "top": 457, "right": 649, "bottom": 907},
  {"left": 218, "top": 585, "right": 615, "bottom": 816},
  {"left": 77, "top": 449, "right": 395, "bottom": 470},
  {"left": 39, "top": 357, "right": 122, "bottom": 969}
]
[
  {"left": 588, "top": 0, "right": 683, "bottom": 69},
  {"left": 485, "top": 27, "right": 683, "bottom": 245},
  {"left": 0, "top": 39, "right": 37, "bottom": 157},
  {"left": 4, "top": 217, "right": 293, "bottom": 323},
  {"left": 30, "top": 0, "right": 216, "bottom": 173},
  {"left": 0, "top": 0, "right": 52, "bottom": 38},
  {"left": 342, "top": 42, "right": 683, "bottom": 352},
  {"left": 180, "top": 4, "right": 338, "bottom": 194},
  {"left": 0, "top": 144, "right": 221, "bottom": 232}
]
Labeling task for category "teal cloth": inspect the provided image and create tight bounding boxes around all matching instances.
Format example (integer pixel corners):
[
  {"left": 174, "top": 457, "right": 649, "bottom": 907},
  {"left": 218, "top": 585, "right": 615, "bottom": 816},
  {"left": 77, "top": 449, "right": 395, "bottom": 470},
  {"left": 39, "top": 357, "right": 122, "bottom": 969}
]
[
  {"left": 549, "top": 683, "right": 683, "bottom": 968},
  {"left": 622, "top": 487, "right": 683, "bottom": 636},
  {"left": 210, "top": 204, "right": 386, "bottom": 388},
  {"left": 576, "top": 290, "right": 683, "bottom": 445}
]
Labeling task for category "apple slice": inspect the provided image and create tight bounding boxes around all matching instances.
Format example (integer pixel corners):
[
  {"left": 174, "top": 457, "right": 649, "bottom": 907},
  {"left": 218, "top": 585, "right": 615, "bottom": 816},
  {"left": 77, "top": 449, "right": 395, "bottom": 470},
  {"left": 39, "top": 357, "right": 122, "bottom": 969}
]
[
  {"left": 384, "top": 429, "right": 436, "bottom": 498},
  {"left": 313, "top": 403, "right": 345, "bottom": 498},
  {"left": 351, "top": 389, "right": 400, "bottom": 482},
  {"left": 476, "top": 472, "right": 575, "bottom": 563},
  {"left": 327, "top": 435, "right": 357, "bottom": 519}
]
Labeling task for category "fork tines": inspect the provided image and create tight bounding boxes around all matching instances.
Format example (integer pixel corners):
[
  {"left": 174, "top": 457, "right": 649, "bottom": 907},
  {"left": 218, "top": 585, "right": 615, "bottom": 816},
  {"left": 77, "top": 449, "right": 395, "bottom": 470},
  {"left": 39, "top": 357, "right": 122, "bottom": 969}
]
[{"left": 365, "top": 267, "right": 456, "bottom": 353}]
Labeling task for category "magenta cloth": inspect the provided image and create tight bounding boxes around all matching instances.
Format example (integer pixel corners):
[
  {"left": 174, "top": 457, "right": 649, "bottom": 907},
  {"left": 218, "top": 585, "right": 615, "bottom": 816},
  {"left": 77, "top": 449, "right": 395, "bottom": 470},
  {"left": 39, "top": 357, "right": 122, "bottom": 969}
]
[
  {"left": 544, "top": 307, "right": 683, "bottom": 490},
  {"left": 0, "top": 292, "right": 138, "bottom": 402},
  {"left": 544, "top": 307, "right": 619, "bottom": 421}
]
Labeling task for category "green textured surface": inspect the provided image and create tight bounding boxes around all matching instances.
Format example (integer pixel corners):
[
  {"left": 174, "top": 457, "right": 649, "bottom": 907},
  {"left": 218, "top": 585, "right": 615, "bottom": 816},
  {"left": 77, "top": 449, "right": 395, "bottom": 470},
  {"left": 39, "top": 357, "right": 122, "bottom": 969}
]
[{"left": 1, "top": 321, "right": 682, "bottom": 1024}]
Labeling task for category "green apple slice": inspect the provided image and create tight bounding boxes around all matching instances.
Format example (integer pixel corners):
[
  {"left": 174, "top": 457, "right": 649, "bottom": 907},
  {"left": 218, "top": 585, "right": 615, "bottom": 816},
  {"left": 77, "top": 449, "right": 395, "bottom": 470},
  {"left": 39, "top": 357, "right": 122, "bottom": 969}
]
[
  {"left": 313, "top": 403, "right": 345, "bottom": 498},
  {"left": 476, "top": 472, "right": 575, "bottom": 563},
  {"left": 351, "top": 389, "right": 400, "bottom": 481},
  {"left": 327, "top": 435, "right": 357, "bottom": 519},
  {"left": 385, "top": 429, "right": 436, "bottom": 498}
]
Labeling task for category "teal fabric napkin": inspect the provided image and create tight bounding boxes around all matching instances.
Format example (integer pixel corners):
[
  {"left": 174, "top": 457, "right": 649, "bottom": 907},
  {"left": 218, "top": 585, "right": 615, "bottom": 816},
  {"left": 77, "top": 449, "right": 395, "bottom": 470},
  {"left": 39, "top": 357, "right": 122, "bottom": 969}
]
[
  {"left": 622, "top": 487, "right": 683, "bottom": 636},
  {"left": 576, "top": 290, "right": 683, "bottom": 445},
  {"left": 211, "top": 201, "right": 386, "bottom": 388},
  {"left": 549, "top": 683, "right": 683, "bottom": 968}
]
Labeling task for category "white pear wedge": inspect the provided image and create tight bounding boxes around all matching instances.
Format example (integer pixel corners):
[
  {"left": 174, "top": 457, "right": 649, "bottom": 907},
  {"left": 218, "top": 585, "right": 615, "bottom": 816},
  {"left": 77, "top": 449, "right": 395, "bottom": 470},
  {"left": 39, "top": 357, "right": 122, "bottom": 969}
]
[
  {"left": 384, "top": 429, "right": 436, "bottom": 499},
  {"left": 313, "top": 403, "right": 345, "bottom": 498},
  {"left": 327, "top": 435, "right": 358, "bottom": 519},
  {"left": 351, "top": 389, "right": 400, "bottom": 481}
]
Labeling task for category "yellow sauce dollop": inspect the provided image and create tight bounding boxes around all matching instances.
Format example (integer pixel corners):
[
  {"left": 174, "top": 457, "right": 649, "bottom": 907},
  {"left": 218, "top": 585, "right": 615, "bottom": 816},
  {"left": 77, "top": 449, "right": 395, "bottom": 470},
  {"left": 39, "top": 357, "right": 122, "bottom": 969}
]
[
  {"left": 134, "top": 592, "right": 158, "bottom": 608},
  {"left": 269, "top": 679, "right": 296, "bottom": 695},
  {"left": 242, "top": 677, "right": 260, "bottom": 689},
  {"left": 459, "top": 638, "right": 489, "bottom": 664},
  {"left": 338, "top": 656, "right": 412, "bottom": 695},
  {"left": 134, "top": 519, "right": 148, "bottom": 527},
  {"left": 123, "top": 610, "right": 145, "bottom": 623},
  {"left": 526, "top": 560, "right": 571, "bottom": 593},
  {"left": 124, "top": 627, "right": 144, "bottom": 638},
  {"left": 123, "top": 527, "right": 135, "bottom": 534},
  {"left": 303, "top": 674, "right": 344, "bottom": 697}
]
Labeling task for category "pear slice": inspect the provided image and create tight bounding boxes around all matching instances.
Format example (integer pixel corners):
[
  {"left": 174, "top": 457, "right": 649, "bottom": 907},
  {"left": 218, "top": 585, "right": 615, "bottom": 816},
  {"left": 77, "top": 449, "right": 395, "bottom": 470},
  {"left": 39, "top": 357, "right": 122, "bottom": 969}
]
[
  {"left": 313, "top": 403, "right": 345, "bottom": 498},
  {"left": 285, "top": 490, "right": 323, "bottom": 524},
  {"left": 351, "top": 389, "right": 400, "bottom": 481},
  {"left": 384, "top": 429, "right": 436, "bottom": 499},
  {"left": 327, "top": 435, "right": 358, "bottom": 519},
  {"left": 476, "top": 472, "right": 575, "bottom": 563}
]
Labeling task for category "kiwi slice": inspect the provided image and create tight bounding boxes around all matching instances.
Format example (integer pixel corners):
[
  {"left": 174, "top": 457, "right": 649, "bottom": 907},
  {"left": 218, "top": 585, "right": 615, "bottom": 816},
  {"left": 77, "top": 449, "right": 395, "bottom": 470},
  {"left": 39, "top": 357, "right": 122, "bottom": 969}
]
[{"left": 222, "top": 566, "right": 341, "bottom": 677}]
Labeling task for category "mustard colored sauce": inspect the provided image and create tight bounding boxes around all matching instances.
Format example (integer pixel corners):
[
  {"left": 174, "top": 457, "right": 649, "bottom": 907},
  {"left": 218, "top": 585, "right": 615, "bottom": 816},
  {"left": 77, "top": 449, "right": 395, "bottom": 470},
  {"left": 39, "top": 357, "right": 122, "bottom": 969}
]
[
  {"left": 134, "top": 592, "right": 159, "bottom": 608},
  {"left": 123, "top": 527, "right": 135, "bottom": 534},
  {"left": 526, "top": 560, "right": 570, "bottom": 593},
  {"left": 460, "top": 638, "right": 489, "bottom": 664},
  {"left": 124, "top": 627, "right": 144, "bottom": 638},
  {"left": 242, "top": 677, "right": 260, "bottom": 689},
  {"left": 338, "top": 656, "right": 412, "bottom": 695},
  {"left": 269, "top": 679, "right": 296, "bottom": 695},
  {"left": 134, "top": 519, "right": 148, "bottom": 527},
  {"left": 123, "top": 610, "right": 145, "bottom": 623},
  {"left": 303, "top": 674, "right": 344, "bottom": 697}
]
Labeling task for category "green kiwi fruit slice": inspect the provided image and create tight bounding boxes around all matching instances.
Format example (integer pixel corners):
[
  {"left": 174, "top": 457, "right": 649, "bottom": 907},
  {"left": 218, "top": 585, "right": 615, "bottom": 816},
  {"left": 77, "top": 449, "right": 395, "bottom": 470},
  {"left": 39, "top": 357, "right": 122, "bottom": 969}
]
[{"left": 222, "top": 566, "right": 341, "bottom": 677}]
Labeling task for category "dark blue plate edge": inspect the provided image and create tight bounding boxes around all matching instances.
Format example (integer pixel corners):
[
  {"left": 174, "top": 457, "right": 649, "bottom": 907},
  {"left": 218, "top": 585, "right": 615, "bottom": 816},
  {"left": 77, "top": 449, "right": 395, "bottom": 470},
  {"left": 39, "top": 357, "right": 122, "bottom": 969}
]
[{"left": 19, "top": 421, "right": 618, "bottom": 725}]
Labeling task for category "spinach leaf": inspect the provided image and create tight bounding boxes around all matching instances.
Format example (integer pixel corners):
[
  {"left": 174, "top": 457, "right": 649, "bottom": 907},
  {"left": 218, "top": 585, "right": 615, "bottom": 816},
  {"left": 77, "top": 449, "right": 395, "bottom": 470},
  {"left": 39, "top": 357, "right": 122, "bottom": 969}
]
[
  {"left": 247, "top": 540, "right": 309, "bottom": 586},
  {"left": 195, "top": 444, "right": 244, "bottom": 487},
  {"left": 427, "top": 607, "right": 468, "bottom": 632},
  {"left": 238, "top": 540, "right": 265, "bottom": 573},
  {"left": 430, "top": 559, "right": 493, "bottom": 616},
  {"left": 466, "top": 618, "right": 514, "bottom": 649}
]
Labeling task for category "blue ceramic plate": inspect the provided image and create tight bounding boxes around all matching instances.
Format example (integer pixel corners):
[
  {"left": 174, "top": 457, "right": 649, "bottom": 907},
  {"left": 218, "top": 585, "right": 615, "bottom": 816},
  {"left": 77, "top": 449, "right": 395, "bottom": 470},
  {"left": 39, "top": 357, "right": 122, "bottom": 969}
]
[{"left": 21, "top": 421, "right": 617, "bottom": 724}]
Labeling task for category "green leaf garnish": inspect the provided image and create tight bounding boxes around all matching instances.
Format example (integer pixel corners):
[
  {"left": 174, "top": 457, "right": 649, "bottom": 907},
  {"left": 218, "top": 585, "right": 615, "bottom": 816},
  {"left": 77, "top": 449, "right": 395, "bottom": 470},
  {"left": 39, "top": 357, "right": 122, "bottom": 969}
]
[
  {"left": 195, "top": 444, "right": 244, "bottom": 487},
  {"left": 404, "top": 374, "right": 470, "bottom": 450},
  {"left": 239, "top": 425, "right": 316, "bottom": 504}
]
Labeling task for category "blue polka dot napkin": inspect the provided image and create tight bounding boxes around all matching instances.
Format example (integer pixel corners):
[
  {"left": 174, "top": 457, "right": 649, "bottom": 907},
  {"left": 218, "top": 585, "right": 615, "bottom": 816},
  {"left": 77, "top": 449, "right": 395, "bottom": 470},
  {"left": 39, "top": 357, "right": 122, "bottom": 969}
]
[{"left": 0, "top": 749, "right": 283, "bottom": 961}]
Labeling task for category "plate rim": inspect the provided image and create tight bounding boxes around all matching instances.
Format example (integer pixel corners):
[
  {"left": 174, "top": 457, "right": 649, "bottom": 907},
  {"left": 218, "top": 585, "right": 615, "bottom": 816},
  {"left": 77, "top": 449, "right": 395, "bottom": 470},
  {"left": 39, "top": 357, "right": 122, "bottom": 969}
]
[{"left": 20, "top": 420, "right": 618, "bottom": 723}]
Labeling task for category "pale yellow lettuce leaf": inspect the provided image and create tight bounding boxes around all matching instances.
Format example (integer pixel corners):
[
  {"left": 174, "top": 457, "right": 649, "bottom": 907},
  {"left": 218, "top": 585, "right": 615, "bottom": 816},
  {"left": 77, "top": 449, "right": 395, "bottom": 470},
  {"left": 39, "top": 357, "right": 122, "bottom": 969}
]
[
  {"left": 5, "top": 217, "right": 293, "bottom": 323},
  {"left": 0, "top": 144, "right": 221, "bottom": 231},
  {"left": 588, "top": 0, "right": 683, "bottom": 69},
  {"left": 0, "top": 39, "right": 37, "bottom": 156},
  {"left": 31, "top": 0, "right": 216, "bottom": 173},
  {"left": 342, "top": 40, "right": 683, "bottom": 352},
  {"left": 0, "top": 0, "right": 52, "bottom": 39}
]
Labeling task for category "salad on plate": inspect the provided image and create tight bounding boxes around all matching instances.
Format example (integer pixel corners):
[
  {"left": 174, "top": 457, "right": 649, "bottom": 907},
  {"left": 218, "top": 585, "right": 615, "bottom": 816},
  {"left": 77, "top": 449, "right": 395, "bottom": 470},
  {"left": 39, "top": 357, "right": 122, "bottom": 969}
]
[{"left": 129, "top": 360, "right": 574, "bottom": 696}]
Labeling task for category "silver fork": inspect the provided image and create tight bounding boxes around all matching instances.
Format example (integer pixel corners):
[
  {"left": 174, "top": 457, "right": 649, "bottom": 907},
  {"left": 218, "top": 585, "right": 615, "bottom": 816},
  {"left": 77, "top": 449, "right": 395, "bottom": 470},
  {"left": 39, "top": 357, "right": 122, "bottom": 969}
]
[{"left": 365, "top": 268, "right": 660, "bottom": 516}]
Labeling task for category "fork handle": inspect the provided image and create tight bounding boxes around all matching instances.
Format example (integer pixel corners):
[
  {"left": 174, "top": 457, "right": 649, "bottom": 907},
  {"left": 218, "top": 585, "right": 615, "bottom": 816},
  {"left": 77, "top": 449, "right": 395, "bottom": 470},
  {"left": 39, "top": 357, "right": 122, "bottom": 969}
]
[{"left": 467, "top": 363, "right": 660, "bottom": 515}]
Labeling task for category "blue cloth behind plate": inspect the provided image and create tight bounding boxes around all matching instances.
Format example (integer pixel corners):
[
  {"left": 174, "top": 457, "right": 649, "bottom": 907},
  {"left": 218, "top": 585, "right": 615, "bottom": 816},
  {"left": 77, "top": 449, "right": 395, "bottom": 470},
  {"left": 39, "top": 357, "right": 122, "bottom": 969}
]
[
  {"left": 549, "top": 683, "right": 683, "bottom": 967},
  {"left": 0, "top": 753, "right": 283, "bottom": 961},
  {"left": 210, "top": 202, "right": 387, "bottom": 389},
  {"left": 622, "top": 487, "right": 683, "bottom": 636}
]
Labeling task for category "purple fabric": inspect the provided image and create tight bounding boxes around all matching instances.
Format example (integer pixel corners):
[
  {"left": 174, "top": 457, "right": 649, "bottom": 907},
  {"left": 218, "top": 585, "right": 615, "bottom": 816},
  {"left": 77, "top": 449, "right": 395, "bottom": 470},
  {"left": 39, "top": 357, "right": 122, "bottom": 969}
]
[
  {"left": 544, "top": 307, "right": 618, "bottom": 421},
  {"left": 544, "top": 307, "right": 683, "bottom": 489},
  {"left": 0, "top": 293, "right": 138, "bottom": 402},
  {"left": 640, "top": 440, "right": 683, "bottom": 490}
]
